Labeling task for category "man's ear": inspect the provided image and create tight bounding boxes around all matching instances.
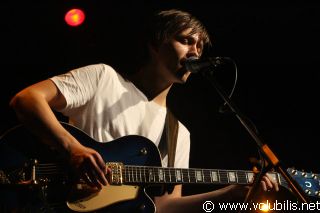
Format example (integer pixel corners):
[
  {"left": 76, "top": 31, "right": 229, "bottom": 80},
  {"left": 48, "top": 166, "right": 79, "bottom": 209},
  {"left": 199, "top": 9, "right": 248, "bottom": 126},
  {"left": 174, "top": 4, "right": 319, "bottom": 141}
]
[
  {"left": 148, "top": 42, "right": 158, "bottom": 54},
  {"left": 147, "top": 43, "right": 159, "bottom": 60}
]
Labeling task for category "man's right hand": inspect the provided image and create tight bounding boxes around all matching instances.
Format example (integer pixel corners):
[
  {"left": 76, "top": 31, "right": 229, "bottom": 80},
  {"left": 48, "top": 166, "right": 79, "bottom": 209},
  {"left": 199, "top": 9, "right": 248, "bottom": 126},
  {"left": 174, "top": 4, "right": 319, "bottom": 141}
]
[{"left": 68, "top": 142, "right": 108, "bottom": 189}]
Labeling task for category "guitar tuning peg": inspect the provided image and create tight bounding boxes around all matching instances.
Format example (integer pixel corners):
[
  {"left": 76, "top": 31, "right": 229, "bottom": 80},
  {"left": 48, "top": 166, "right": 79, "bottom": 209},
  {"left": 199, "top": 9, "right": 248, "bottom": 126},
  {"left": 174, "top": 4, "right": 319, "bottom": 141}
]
[
  {"left": 290, "top": 169, "right": 297, "bottom": 175},
  {"left": 311, "top": 173, "right": 318, "bottom": 179},
  {"left": 305, "top": 189, "right": 312, "bottom": 195}
]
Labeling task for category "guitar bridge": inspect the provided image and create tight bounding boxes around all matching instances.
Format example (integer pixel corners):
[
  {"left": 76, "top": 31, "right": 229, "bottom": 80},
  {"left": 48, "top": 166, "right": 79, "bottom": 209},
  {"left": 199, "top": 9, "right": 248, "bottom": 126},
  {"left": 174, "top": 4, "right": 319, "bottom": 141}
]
[{"left": 106, "top": 162, "right": 124, "bottom": 185}]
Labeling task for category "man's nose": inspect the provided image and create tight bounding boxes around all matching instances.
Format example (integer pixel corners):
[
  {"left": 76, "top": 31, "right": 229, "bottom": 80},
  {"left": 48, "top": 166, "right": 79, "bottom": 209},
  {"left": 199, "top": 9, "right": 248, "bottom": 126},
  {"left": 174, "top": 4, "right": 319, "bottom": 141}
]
[{"left": 186, "top": 44, "right": 200, "bottom": 59}]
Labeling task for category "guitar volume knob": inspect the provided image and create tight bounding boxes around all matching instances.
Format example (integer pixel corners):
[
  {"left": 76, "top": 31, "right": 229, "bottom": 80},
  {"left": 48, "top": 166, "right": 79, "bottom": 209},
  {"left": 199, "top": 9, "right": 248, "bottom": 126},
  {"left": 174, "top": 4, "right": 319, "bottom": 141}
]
[
  {"left": 139, "top": 204, "right": 146, "bottom": 211},
  {"left": 140, "top": 148, "right": 147, "bottom": 155}
]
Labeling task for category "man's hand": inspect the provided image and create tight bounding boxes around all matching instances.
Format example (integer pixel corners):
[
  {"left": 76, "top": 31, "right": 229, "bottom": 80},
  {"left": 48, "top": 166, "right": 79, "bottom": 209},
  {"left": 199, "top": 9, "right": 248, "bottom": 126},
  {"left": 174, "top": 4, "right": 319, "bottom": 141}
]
[
  {"left": 68, "top": 142, "right": 108, "bottom": 189},
  {"left": 260, "top": 174, "right": 279, "bottom": 192}
]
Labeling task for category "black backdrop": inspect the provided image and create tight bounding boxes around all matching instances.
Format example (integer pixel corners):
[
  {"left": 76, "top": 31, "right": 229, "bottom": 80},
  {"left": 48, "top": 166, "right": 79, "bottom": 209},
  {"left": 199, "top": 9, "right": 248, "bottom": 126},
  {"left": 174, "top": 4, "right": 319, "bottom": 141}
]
[{"left": 1, "top": 1, "right": 319, "bottom": 197}]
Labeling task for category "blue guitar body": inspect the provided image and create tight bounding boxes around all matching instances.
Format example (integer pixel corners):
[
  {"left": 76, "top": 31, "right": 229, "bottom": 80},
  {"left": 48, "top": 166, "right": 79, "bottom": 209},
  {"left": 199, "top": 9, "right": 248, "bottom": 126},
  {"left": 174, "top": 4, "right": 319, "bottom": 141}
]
[{"left": 0, "top": 123, "right": 163, "bottom": 212}]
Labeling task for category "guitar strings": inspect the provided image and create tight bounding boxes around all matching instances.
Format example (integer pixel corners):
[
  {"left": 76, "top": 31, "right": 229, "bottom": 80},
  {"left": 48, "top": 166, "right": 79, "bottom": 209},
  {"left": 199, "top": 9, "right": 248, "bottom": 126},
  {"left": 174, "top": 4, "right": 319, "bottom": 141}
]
[
  {"left": 34, "top": 164, "right": 287, "bottom": 185},
  {"left": 123, "top": 165, "right": 250, "bottom": 184}
]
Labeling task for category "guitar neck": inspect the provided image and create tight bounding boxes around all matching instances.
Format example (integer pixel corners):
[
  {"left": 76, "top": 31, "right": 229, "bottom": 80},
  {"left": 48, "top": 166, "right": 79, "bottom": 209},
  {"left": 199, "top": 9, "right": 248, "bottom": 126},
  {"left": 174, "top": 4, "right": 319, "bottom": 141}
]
[{"left": 123, "top": 165, "right": 281, "bottom": 186}]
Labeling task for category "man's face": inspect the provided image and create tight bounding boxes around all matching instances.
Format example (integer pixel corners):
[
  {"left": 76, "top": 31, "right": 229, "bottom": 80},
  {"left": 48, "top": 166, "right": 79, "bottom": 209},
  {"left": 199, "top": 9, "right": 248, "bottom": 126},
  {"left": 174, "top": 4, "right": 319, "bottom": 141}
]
[{"left": 153, "top": 28, "right": 203, "bottom": 83}]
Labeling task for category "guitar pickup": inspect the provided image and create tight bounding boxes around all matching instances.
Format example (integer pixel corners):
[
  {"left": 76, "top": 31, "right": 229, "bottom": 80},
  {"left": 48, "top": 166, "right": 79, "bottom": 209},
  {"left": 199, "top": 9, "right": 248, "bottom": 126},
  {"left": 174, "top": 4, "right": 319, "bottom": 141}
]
[{"left": 106, "top": 162, "right": 124, "bottom": 185}]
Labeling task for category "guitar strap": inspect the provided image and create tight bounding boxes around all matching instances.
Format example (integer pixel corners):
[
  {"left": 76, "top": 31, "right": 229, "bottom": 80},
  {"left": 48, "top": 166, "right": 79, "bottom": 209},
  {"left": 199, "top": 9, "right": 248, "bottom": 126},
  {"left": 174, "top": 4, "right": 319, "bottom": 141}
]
[
  {"left": 158, "top": 108, "right": 179, "bottom": 194},
  {"left": 158, "top": 108, "right": 179, "bottom": 167}
]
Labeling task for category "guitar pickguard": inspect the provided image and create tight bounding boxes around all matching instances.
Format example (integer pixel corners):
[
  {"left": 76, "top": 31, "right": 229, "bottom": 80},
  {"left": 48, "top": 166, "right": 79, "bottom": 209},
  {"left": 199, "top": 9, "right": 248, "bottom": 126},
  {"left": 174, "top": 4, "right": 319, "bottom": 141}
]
[{"left": 67, "top": 184, "right": 139, "bottom": 212}]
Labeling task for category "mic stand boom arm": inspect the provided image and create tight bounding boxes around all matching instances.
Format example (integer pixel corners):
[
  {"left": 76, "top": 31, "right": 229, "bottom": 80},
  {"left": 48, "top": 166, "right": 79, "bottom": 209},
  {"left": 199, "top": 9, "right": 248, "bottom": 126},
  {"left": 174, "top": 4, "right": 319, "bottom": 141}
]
[{"left": 201, "top": 70, "right": 309, "bottom": 203}]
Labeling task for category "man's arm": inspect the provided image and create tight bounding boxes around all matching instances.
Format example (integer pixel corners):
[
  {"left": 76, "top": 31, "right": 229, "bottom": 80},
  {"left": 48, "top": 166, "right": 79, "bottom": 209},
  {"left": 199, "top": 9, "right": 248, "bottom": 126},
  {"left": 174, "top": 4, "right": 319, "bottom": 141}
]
[
  {"left": 10, "top": 79, "right": 108, "bottom": 187},
  {"left": 154, "top": 185, "right": 244, "bottom": 213}
]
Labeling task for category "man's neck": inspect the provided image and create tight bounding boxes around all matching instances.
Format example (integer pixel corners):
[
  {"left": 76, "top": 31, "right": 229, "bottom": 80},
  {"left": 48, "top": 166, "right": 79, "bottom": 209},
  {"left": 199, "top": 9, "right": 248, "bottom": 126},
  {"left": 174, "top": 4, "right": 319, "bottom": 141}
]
[{"left": 128, "top": 65, "right": 172, "bottom": 107}]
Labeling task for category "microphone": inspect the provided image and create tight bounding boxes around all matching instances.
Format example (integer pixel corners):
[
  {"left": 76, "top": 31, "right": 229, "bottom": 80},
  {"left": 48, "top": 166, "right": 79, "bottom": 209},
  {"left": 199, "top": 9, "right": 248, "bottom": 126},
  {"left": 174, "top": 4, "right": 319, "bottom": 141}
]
[{"left": 183, "top": 56, "right": 224, "bottom": 73}]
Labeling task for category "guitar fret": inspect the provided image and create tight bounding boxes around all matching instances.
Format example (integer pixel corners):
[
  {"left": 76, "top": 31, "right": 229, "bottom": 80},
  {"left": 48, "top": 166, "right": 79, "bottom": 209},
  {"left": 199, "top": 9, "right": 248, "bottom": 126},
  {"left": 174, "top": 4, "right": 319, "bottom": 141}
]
[
  {"left": 228, "top": 171, "right": 236, "bottom": 183},
  {"left": 135, "top": 167, "right": 138, "bottom": 182},
  {"left": 203, "top": 169, "right": 212, "bottom": 183},
  {"left": 181, "top": 169, "right": 184, "bottom": 182},
  {"left": 219, "top": 170, "right": 228, "bottom": 184},
  {"left": 126, "top": 166, "right": 129, "bottom": 182},
  {"left": 165, "top": 168, "right": 170, "bottom": 183},
  {"left": 181, "top": 169, "right": 189, "bottom": 183},
  {"left": 203, "top": 170, "right": 211, "bottom": 183},
  {"left": 195, "top": 170, "right": 203, "bottom": 182},
  {"left": 148, "top": 168, "right": 153, "bottom": 183},
  {"left": 137, "top": 167, "right": 142, "bottom": 182},
  {"left": 189, "top": 169, "right": 195, "bottom": 182},
  {"left": 210, "top": 170, "right": 219, "bottom": 183},
  {"left": 277, "top": 172, "right": 281, "bottom": 186},
  {"left": 175, "top": 169, "right": 182, "bottom": 182},
  {"left": 165, "top": 168, "right": 171, "bottom": 182},
  {"left": 164, "top": 168, "right": 170, "bottom": 183},
  {"left": 244, "top": 171, "right": 249, "bottom": 183},
  {"left": 186, "top": 169, "right": 191, "bottom": 182},
  {"left": 237, "top": 171, "right": 248, "bottom": 184},
  {"left": 153, "top": 168, "right": 157, "bottom": 183},
  {"left": 158, "top": 168, "right": 164, "bottom": 182},
  {"left": 135, "top": 167, "right": 137, "bottom": 182},
  {"left": 247, "top": 172, "right": 254, "bottom": 183},
  {"left": 127, "top": 167, "right": 131, "bottom": 182},
  {"left": 125, "top": 166, "right": 129, "bottom": 183},
  {"left": 131, "top": 166, "right": 134, "bottom": 182},
  {"left": 268, "top": 173, "right": 277, "bottom": 183},
  {"left": 132, "top": 167, "right": 135, "bottom": 182},
  {"left": 124, "top": 167, "right": 127, "bottom": 182}
]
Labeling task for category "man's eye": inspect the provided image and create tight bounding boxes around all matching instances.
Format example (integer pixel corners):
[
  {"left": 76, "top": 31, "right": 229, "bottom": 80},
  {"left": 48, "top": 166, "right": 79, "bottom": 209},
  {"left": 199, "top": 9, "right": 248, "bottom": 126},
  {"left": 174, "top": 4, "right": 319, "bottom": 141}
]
[{"left": 179, "top": 38, "right": 189, "bottom": 44}]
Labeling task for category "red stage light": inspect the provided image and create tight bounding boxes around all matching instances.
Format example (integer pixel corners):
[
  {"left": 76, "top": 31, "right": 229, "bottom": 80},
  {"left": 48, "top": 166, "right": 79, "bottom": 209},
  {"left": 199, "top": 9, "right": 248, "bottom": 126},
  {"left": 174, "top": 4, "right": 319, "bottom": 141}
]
[{"left": 65, "top": 9, "right": 85, "bottom": 27}]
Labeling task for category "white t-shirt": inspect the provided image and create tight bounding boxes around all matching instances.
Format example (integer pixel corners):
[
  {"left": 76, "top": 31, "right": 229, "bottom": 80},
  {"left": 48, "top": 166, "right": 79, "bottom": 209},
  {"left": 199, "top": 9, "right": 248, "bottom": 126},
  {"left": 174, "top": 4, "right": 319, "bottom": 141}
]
[{"left": 50, "top": 64, "right": 190, "bottom": 168}]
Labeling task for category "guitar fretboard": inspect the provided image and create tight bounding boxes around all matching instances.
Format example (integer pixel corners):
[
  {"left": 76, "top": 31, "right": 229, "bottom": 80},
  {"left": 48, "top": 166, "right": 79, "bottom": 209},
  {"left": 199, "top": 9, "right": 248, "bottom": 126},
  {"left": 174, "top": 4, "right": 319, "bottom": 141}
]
[{"left": 123, "top": 166, "right": 279, "bottom": 185}]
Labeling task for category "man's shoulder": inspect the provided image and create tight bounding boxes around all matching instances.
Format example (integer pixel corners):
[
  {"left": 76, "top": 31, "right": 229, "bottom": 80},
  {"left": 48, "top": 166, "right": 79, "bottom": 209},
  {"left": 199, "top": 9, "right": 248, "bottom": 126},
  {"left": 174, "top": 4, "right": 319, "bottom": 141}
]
[
  {"left": 177, "top": 120, "right": 190, "bottom": 137},
  {"left": 85, "top": 63, "right": 116, "bottom": 74},
  {"left": 97, "top": 63, "right": 128, "bottom": 81}
]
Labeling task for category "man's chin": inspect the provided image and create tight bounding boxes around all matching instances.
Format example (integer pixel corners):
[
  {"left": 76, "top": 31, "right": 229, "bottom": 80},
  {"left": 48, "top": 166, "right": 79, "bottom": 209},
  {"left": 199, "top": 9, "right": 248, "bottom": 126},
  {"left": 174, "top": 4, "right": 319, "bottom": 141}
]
[{"left": 181, "top": 71, "right": 191, "bottom": 83}]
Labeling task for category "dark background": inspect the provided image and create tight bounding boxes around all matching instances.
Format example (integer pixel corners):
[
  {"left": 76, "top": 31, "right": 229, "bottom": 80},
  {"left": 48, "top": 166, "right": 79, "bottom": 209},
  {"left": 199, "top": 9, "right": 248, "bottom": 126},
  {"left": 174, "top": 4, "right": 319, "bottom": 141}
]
[{"left": 1, "top": 1, "right": 319, "bottom": 197}]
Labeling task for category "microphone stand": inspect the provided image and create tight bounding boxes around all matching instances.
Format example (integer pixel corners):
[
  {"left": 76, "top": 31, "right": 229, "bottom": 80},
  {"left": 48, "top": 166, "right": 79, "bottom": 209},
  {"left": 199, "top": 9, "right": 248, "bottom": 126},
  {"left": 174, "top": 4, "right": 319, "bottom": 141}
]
[{"left": 200, "top": 70, "right": 309, "bottom": 203}]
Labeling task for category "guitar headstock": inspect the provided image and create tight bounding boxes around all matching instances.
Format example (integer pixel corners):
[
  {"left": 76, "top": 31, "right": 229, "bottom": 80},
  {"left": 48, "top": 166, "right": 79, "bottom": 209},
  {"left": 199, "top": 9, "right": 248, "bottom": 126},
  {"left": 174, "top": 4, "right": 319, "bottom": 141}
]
[{"left": 286, "top": 168, "right": 320, "bottom": 200}]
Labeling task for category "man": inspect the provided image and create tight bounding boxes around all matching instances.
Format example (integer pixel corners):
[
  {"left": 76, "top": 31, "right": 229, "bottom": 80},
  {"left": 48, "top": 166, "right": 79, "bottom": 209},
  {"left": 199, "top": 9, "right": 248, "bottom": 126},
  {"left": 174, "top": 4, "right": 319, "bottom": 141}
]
[{"left": 10, "top": 9, "right": 278, "bottom": 212}]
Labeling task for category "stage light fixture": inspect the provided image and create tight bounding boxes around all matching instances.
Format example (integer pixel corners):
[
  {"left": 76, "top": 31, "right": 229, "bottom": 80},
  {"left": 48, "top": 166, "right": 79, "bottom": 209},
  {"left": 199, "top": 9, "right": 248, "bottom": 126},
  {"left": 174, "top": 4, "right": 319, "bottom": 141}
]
[
  {"left": 65, "top": 8, "right": 85, "bottom": 27},
  {"left": 259, "top": 202, "right": 270, "bottom": 212}
]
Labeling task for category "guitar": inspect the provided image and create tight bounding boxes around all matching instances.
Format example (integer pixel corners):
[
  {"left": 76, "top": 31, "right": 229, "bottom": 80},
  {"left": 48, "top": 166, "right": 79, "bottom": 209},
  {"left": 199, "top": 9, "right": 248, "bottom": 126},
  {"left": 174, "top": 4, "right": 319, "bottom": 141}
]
[{"left": 0, "top": 122, "right": 319, "bottom": 212}]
